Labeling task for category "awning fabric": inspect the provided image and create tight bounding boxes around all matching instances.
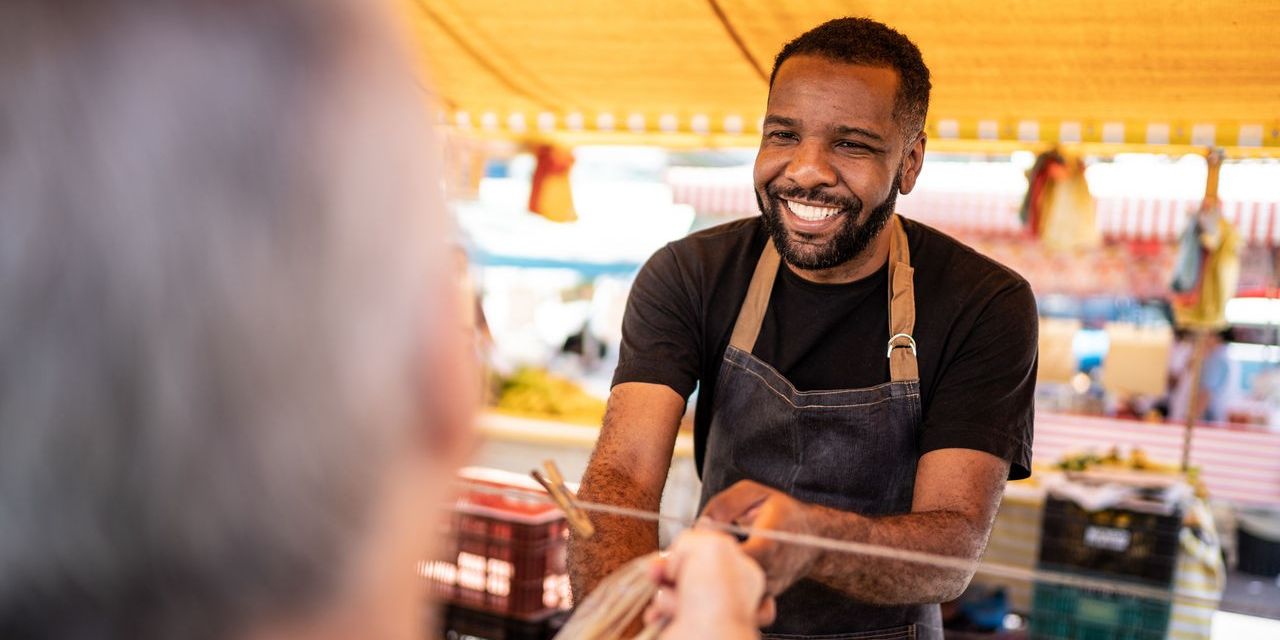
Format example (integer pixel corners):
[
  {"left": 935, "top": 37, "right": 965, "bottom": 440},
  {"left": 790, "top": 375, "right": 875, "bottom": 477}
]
[{"left": 410, "top": 0, "right": 1280, "bottom": 152}]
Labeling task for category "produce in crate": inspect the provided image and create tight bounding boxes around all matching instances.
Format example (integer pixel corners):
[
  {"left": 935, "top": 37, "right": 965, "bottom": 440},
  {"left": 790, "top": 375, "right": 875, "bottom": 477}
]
[
  {"left": 1054, "top": 447, "right": 1207, "bottom": 498},
  {"left": 1055, "top": 447, "right": 1181, "bottom": 474}
]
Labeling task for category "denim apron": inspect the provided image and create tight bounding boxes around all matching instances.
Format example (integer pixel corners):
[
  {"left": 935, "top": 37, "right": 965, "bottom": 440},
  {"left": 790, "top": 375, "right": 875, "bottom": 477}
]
[{"left": 699, "top": 214, "right": 941, "bottom": 640}]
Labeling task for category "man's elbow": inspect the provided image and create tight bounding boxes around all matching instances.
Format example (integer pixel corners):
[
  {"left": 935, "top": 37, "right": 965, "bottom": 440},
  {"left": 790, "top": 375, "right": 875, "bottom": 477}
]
[
  {"left": 846, "top": 561, "right": 979, "bottom": 606},
  {"left": 928, "top": 538, "right": 985, "bottom": 602},
  {"left": 874, "top": 566, "right": 974, "bottom": 605},
  {"left": 578, "top": 458, "right": 661, "bottom": 509},
  {"left": 932, "top": 568, "right": 977, "bottom": 603},
  {"left": 889, "top": 536, "right": 984, "bottom": 605}
]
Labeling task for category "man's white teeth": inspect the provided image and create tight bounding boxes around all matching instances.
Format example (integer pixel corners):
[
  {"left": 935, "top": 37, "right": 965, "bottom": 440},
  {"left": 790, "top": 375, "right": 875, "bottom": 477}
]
[{"left": 787, "top": 200, "right": 840, "bottom": 221}]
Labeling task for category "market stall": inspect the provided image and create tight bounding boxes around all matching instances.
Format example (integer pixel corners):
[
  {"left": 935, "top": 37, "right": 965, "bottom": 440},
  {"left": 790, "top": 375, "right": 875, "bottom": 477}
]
[{"left": 407, "top": 2, "right": 1280, "bottom": 638}]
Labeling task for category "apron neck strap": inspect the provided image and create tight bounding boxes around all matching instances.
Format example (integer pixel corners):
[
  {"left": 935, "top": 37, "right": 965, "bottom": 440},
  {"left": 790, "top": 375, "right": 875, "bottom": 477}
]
[
  {"left": 886, "top": 214, "right": 919, "bottom": 382},
  {"left": 728, "top": 239, "right": 781, "bottom": 352},
  {"left": 728, "top": 215, "right": 919, "bottom": 383}
]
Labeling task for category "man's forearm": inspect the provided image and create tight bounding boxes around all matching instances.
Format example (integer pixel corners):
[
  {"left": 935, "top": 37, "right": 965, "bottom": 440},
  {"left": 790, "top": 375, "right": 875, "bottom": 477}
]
[
  {"left": 567, "top": 381, "right": 685, "bottom": 600},
  {"left": 804, "top": 505, "right": 988, "bottom": 605},
  {"left": 567, "top": 461, "right": 661, "bottom": 599}
]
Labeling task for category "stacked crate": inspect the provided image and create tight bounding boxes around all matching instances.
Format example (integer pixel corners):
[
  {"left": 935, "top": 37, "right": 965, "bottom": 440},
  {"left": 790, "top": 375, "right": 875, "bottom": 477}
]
[
  {"left": 425, "top": 467, "right": 573, "bottom": 639},
  {"left": 440, "top": 605, "right": 568, "bottom": 640},
  {"left": 1031, "top": 491, "right": 1183, "bottom": 640}
]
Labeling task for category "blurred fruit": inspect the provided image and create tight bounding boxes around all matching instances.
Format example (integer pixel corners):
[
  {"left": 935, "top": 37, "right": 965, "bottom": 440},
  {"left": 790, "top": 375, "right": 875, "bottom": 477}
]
[{"left": 495, "top": 368, "right": 607, "bottom": 426}]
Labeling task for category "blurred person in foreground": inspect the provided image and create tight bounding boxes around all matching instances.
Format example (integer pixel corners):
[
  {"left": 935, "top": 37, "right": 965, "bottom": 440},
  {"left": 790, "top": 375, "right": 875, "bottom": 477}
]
[{"left": 0, "top": 1, "right": 761, "bottom": 638}]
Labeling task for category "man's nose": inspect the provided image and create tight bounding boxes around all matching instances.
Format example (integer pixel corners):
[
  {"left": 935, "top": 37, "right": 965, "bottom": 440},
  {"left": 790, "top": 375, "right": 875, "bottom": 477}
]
[{"left": 783, "top": 140, "right": 838, "bottom": 190}]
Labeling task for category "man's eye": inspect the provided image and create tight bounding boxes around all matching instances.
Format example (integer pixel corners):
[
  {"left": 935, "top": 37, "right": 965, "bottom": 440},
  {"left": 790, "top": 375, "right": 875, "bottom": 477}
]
[
  {"left": 837, "top": 141, "right": 872, "bottom": 151},
  {"left": 767, "top": 131, "right": 798, "bottom": 141}
]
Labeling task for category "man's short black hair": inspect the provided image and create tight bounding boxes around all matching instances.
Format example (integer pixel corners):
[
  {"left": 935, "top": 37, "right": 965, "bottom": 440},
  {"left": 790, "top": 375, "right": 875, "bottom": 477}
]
[{"left": 770, "top": 17, "right": 932, "bottom": 140}]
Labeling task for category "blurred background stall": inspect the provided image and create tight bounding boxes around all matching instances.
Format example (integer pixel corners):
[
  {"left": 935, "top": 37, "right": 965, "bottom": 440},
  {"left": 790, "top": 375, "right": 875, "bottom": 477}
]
[{"left": 404, "top": 1, "right": 1280, "bottom": 638}]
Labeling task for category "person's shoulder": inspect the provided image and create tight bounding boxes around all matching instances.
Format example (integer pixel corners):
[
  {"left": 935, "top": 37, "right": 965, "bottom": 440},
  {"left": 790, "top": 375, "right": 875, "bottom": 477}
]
[
  {"left": 902, "top": 216, "right": 1031, "bottom": 293},
  {"left": 662, "top": 216, "right": 765, "bottom": 269},
  {"left": 672, "top": 216, "right": 763, "bottom": 250}
]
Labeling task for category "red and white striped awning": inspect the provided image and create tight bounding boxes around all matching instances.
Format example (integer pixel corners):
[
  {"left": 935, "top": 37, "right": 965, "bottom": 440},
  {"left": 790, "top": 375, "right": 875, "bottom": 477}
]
[
  {"left": 1098, "top": 198, "right": 1280, "bottom": 245},
  {"left": 668, "top": 168, "right": 1280, "bottom": 246},
  {"left": 1035, "top": 413, "right": 1280, "bottom": 507},
  {"left": 668, "top": 168, "right": 759, "bottom": 221}
]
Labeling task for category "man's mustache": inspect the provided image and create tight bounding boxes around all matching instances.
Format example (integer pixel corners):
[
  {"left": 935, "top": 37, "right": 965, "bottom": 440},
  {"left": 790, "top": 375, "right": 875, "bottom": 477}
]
[{"left": 764, "top": 185, "right": 862, "bottom": 214}]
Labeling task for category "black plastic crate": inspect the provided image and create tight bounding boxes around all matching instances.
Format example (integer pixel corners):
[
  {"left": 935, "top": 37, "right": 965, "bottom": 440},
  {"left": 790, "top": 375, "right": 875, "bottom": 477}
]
[
  {"left": 440, "top": 605, "right": 567, "bottom": 640},
  {"left": 1237, "top": 511, "right": 1280, "bottom": 578},
  {"left": 1037, "top": 496, "right": 1182, "bottom": 589},
  {"left": 1030, "top": 582, "right": 1171, "bottom": 640}
]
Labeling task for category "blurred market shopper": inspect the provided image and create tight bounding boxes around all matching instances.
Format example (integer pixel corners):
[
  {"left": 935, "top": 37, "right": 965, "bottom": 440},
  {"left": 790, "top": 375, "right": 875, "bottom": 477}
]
[
  {"left": 0, "top": 1, "right": 477, "bottom": 638},
  {"left": 570, "top": 17, "right": 1038, "bottom": 639}
]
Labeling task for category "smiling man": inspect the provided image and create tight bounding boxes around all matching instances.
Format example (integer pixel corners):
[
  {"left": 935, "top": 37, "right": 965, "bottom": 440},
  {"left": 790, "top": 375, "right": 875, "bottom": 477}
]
[{"left": 568, "top": 17, "right": 1038, "bottom": 639}]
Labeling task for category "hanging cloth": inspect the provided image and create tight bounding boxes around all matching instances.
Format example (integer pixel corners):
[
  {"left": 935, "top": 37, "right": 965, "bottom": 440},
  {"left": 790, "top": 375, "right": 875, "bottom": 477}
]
[
  {"left": 1172, "top": 212, "right": 1241, "bottom": 330},
  {"left": 528, "top": 144, "right": 578, "bottom": 222},
  {"left": 1020, "top": 150, "right": 1064, "bottom": 237},
  {"left": 1040, "top": 156, "right": 1101, "bottom": 252},
  {"left": 1170, "top": 216, "right": 1204, "bottom": 294},
  {"left": 1169, "top": 500, "right": 1227, "bottom": 640}
]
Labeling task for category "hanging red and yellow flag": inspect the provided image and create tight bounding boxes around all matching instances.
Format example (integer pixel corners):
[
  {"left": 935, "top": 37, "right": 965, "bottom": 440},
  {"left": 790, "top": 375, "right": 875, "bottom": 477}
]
[{"left": 528, "top": 144, "right": 577, "bottom": 222}]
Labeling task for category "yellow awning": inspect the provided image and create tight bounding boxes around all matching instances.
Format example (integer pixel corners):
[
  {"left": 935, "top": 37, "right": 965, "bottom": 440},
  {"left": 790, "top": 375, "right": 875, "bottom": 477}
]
[{"left": 410, "top": 0, "right": 1280, "bottom": 152}]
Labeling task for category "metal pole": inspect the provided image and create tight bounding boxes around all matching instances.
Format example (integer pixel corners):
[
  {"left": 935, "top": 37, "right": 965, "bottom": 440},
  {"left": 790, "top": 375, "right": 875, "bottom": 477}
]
[
  {"left": 1181, "top": 329, "right": 1211, "bottom": 472},
  {"left": 1180, "top": 148, "right": 1226, "bottom": 473}
]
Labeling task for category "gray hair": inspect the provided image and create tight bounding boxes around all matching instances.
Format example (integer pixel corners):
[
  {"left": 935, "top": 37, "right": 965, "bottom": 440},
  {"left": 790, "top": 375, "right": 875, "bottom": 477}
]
[{"left": 0, "top": 1, "right": 452, "bottom": 638}]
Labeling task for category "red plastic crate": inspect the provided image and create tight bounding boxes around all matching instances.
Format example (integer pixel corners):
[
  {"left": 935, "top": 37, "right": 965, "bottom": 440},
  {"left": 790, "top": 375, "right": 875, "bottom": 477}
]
[{"left": 423, "top": 467, "right": 573, "bottom": 621}]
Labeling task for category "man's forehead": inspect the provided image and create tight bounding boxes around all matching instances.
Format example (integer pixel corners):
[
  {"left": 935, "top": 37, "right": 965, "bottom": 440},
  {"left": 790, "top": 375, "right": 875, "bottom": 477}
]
[
  {"left": 766, "top": 56, "right": 900, "bottom": 130},
  {"left": 771, "top": 55, "right": 900, "bottom": 97}
]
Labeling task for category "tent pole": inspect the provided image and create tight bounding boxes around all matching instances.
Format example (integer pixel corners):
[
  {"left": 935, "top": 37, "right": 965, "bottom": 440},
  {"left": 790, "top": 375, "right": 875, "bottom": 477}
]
[
  {"left": 1179, "top": 148, "right": 1225, "bottom": 473},
  {"left": 1181, "top": 329, "right": 1210, "bottom": 472}
]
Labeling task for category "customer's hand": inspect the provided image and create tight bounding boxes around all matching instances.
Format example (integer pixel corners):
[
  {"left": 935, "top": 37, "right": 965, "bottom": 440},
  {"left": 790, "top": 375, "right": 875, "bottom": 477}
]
[
  {"left": 643, "top": 529, "right": 773, "bottom": 639},
  {"left": 700, "top": 479, "right": 822, "bottom": 596}
]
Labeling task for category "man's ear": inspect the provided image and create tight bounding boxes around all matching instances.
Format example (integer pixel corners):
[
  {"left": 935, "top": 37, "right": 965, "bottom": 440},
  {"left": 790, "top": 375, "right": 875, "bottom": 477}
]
[{"left": 897, "top": 133, "right": 927, "bottom": 195}]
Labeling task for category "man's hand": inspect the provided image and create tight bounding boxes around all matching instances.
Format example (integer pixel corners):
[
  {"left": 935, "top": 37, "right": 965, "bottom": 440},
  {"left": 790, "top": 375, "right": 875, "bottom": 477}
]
[
  {"left": 700, "top": 479, "right": 822, "bottom": 596},
  {"left": 643, "top": 530, "right": 774, "bottom": 639}
]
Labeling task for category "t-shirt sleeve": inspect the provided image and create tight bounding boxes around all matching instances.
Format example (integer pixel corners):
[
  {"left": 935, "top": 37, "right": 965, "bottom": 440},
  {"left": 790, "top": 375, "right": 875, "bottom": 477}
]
[
  {"left": 919, "top": 280, "right": 1038, "bottom": 480},
  {"left": 611, "top": 245, "right": 702, "bottom": 399}
]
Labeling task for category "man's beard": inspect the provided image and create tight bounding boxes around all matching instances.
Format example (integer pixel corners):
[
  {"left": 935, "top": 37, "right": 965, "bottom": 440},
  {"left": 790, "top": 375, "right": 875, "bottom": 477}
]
[{"left": 757, "top": 175, "right": 900, "bottom": 271}]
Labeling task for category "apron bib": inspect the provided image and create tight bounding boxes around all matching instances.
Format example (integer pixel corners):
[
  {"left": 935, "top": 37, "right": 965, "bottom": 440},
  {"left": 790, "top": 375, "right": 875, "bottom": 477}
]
[{"left": 698, "top": 214, "right": 941, "bottom": 640}]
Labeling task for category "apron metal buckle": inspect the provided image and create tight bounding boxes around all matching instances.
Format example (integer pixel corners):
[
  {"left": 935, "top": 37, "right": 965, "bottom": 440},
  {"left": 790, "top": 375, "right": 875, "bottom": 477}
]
[{"left": 886, "top": 333, "right": 917, "bottom": 358}]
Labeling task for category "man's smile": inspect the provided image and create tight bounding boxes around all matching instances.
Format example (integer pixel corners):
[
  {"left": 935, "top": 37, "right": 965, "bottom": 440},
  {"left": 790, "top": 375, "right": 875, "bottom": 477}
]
[{"left": 781, "top": 198, "right": 847, "bottom": 233}]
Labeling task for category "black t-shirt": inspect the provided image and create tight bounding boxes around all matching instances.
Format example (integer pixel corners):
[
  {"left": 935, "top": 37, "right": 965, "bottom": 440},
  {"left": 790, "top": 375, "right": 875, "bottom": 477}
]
[{"left": 612, "top": 215, "right": 1037, "bottom": 480}]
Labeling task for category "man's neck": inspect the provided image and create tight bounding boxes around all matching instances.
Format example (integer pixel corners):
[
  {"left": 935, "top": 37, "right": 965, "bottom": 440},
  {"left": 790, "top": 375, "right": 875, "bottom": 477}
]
[{"left": 785, "top": 230, "right": 892, "bottom": 285}]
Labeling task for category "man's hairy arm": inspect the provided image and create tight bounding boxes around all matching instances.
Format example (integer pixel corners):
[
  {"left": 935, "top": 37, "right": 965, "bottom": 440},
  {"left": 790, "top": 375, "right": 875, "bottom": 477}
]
[
  {"left": 567, "top": 382, "right": 685, "bottom": 600},
  {"left": 704, "top": 448, "right": 1007, "bottom": 605},
  {"left": 807, "top": 449, "right": 1007, "bottom": 604}
]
